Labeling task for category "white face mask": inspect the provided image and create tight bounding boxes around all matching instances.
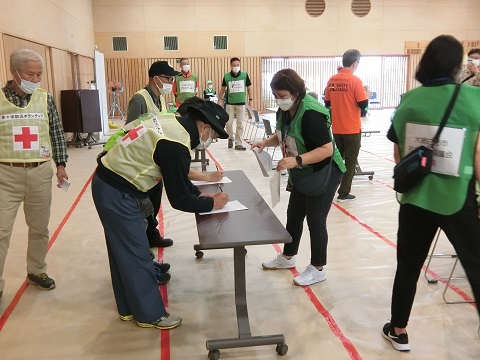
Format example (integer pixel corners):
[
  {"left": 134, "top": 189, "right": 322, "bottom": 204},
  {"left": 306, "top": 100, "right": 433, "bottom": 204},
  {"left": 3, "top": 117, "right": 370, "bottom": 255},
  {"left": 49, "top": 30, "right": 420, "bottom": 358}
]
[
  {"left": 232, "top": 66, "right": 240, "bottom": 73},
  {"left": 181, "top": 64, "right": 190, "bottom": 73},
  {"left": 276, "top": 97, "right": 295, "bottom": 111},
  {"left": 468, "top": 58, "right": 480, "bottom": 66},
  {"left": 155, "top": 76, "right": 173, "bottom": 95},
  {"left": 196, "top": 126, "right": 214, "bottom": 149},
  {"left": 208, "top": 85, "right": 213, "bottom": 89},
  {"left": 15, "top": 70, "right": 40, "bottom": 94}
]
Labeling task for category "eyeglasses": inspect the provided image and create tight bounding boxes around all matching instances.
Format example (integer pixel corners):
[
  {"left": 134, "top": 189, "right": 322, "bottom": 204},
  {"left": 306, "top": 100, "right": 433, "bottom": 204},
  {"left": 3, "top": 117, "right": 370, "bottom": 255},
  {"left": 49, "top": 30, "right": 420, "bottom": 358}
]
[{"left": 158, "top": 75, "right": 175, "bottom": 83}]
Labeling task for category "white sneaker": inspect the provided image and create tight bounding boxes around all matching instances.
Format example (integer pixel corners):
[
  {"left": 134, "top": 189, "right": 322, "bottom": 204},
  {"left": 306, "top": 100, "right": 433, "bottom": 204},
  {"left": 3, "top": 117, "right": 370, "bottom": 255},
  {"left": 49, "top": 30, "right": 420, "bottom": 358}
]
[
  {"left": 262, "top": 254, "right": 296, "bottom": 269},
  {"left": 293, "top": 264, "right": 326, "bottom": 286}
]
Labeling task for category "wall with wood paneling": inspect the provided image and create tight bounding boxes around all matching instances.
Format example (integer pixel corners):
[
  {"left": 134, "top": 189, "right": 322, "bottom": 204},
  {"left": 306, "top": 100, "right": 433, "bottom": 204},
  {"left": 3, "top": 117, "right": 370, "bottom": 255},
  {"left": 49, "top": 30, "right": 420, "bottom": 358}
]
[
  {"left": 105, "top": 57, "right": 263, "bottom": 114},
  {"left": 1, "top": 34, "right": 95, "bottom": 125}
]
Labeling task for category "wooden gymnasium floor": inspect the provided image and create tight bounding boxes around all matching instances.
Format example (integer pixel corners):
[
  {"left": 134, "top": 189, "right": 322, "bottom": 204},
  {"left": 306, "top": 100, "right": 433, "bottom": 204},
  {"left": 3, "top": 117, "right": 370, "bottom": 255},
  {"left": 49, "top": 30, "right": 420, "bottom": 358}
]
[{"left": 0, "top": 109, "right": 479, "bottom": 360}]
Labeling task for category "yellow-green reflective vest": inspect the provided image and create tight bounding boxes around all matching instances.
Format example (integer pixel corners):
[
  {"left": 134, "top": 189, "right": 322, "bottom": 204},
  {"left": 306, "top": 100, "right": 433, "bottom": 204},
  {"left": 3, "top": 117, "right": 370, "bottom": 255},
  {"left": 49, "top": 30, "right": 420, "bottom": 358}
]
[
  {"left": 101, "top": 112, "right": 190, "bottom": 192},
  {"left": 0, "top": 88, "right": 52, "bottom": 162}
]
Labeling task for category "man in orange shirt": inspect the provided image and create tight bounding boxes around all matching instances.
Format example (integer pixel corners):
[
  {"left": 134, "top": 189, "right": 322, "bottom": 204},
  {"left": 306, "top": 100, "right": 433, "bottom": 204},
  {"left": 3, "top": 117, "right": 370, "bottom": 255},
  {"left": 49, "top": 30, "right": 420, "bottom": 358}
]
[{"left": 324, "top": 49, "right": 368, "bottom": 202}]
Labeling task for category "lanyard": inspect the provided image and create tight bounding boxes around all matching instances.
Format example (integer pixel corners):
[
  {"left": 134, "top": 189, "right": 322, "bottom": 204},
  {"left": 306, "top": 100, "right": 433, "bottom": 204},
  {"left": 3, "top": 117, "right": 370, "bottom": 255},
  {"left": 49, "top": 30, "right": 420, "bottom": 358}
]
[{"left": 281, "top": 112, "right": 292, "bottom": 157}]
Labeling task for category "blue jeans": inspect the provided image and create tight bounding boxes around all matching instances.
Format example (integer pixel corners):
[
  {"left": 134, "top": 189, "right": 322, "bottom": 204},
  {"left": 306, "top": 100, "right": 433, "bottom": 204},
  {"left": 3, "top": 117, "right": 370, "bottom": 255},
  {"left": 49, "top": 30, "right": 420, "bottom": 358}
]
[{"left": 283, "top": 165, "right": 342, "bottom": 266}]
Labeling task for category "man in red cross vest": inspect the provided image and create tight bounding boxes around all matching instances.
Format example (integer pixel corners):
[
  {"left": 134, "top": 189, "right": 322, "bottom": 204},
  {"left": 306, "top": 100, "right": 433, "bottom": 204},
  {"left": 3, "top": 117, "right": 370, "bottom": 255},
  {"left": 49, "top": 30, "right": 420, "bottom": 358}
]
[
  {"left": 0, "top": 49, "right": 69, "bottom": 300},
  {"left": 92, "top": 101, "right": 229, "bottom": 330}
]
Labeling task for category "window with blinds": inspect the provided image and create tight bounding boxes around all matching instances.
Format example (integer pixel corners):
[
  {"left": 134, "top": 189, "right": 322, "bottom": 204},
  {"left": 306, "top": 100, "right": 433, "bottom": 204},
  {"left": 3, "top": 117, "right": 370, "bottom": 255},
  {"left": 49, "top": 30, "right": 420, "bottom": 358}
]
[
  {"left": 164, "top": 36, "right": 178, "bottom": 51},
  {"left": 112, "top": 37, "right": 127, "bottom": 52},
  {"left": 261, "top": 56, "right": 408, "bottom": 109},
  {"left": 305, "top": 0, "right": 326, "bottom": 17},
  {"left": 351, "top": 0, "right": 371, "bottom": 17},
  {"left": 213, "top": 36, "right": 228, "bottom": 50}
]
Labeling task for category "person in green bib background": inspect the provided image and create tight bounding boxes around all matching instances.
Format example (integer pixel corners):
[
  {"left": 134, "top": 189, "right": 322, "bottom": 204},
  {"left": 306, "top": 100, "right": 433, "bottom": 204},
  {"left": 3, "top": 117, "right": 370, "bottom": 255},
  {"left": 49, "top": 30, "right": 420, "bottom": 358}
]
[
  {"left": 203, "top": 80, "right": 217, "bottom": 102},
  {"left": 252, "top": 68, "right": 346, "bottom": 287},
  {"left": 126, "top": 61, "right": 180, "bottom": 249},
  {"left": 217, "top": 57, "right": 253, "bottom": 151},
  {"left": 172, "top": 58, "right": 199, "bottom": 108},
  {"left": 0, "top": 49, "right": 69, "bottom": 298},
  {"left": 383, "top": 35, "right": 480, "bottom": 352}
]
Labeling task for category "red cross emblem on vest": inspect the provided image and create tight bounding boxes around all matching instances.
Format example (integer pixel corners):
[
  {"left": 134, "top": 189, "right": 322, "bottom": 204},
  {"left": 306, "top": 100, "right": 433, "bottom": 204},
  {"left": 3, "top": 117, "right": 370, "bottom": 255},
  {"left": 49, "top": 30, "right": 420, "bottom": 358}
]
[
  {"left": 121, "top": 123, "right": 147, "bottom": 147},
  {"left": 13, "top": 126, "right": 39, "bottom": 150}
]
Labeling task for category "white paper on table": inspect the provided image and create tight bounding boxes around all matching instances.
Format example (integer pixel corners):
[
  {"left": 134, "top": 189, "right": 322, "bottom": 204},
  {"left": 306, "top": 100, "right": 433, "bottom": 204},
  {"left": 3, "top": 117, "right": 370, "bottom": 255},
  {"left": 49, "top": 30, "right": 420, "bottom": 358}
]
[
  {"left": 198, "top": 200, "right": 248, "bottom": 215},
  {"left": 252, "top": 148, "right": 272, "bottom": 177},
  {"left": 191, "top": 176, "right": 232, "bottom": 186},
  {"left": 269, "top": 170, "right": 280, "bottom": 208}
]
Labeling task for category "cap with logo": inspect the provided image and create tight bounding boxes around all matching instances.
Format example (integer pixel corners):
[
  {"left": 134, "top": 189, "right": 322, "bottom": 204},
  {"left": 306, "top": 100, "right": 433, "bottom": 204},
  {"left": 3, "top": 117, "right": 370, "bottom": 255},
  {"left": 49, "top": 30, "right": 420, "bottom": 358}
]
[{"left": 187, "top": 101, "right": 229, "bottom": 139}]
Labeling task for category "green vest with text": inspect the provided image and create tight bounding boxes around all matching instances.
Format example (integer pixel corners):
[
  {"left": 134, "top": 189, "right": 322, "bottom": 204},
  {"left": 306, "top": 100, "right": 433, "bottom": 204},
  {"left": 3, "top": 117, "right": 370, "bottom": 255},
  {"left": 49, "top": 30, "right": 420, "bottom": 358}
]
[
  {"left": 224, "top": 72, "right": 247, "bottom": 104},
  {"left": 175, "top": 74, "right": 198, "bottom": 104},
  {"left": 101, "top": 112, "right": 190, "bottom": 192},
  {"left": 0, "top": 88, "right": 52, "bottom": 162},
  {"left": 276, "top": 94, "right": 346, "bottom": 183},
  {"left": 392, "top": 84, "right": 480, "bottom": 215}
]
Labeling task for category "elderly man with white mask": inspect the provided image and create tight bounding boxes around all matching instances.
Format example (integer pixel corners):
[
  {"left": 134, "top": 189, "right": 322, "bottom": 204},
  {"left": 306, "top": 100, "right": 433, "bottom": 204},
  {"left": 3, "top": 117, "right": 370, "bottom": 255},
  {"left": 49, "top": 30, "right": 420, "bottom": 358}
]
[{"left": 0, "top": 48, "right": 69, "bottom": 299}]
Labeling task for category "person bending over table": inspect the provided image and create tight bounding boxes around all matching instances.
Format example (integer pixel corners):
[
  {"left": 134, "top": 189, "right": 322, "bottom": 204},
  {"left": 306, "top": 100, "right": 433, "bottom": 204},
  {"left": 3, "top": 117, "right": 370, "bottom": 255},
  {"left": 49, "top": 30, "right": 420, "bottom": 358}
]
[
  {"left": 91, "top": 101, "right": 229, "bottom": 330},
  {"left": 252, "top": 69, "right": 346, "bottom": 286}
]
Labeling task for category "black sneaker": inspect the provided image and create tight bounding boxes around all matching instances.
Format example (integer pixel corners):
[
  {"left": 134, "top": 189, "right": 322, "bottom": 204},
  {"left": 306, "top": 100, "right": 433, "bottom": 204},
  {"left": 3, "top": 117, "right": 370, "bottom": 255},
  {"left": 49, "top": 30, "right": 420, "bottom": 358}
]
[
  {"left": 228, "top": 138, "right": 234, "bottom": 148},
  {"left": 382, "top": 322, "right": 410, "bottom": 351},
  {"left": 26, "top": 273, "right": 56, "bottom": 290},
  {"left": 153, "top": 260, "right": 170, "bottom": 273},
  {"left": 154, "top": 267, "right": 171, "bottom": 285},
  {"left": 235, "top": 145, "right": 246, "bottom": 151},
  {"left": 337, "top": 194, "right": 356, "bottom": 202},
  {"left": 148, "top": 230, "right": 173, "bottom": 248}
]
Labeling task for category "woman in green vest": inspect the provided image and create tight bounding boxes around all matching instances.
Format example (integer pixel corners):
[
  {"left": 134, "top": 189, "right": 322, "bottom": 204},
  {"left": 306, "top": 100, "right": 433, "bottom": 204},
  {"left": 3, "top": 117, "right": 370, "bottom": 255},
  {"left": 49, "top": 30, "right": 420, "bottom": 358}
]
[
  {"left": 383, "top": 35, "right": 480, "bottom": 352},
  {"left": 252, "top": 69, "right": 346, "bottom": 286}
]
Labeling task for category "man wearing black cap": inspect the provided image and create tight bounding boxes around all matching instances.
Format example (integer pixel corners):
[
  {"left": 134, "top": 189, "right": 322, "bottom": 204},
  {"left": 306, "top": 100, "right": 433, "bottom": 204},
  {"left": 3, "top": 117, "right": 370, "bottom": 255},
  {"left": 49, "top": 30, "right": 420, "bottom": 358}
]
[
  {"left": 126, "top": 61, "right": 181, "bottom": 248},
  {"left": 91, "top": 101, "right": 230, "bottom": 330}
]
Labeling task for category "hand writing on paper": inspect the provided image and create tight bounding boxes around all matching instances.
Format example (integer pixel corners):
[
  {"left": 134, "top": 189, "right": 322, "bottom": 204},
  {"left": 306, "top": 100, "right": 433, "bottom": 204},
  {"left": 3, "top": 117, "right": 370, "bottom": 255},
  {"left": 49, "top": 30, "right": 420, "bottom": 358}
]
[
  {"left": 212, "top": 192, "right": 229, "bottom": 209},
  {"left": 207, "top": 170, "right": 224, "bottom": 182}
]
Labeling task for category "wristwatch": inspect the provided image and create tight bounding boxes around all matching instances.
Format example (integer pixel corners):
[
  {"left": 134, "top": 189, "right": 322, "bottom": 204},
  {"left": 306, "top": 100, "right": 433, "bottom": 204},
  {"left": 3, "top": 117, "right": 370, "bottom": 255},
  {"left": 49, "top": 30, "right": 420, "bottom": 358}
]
[{"left": 295, "top": 155, "right": 303, "bottom": 166}]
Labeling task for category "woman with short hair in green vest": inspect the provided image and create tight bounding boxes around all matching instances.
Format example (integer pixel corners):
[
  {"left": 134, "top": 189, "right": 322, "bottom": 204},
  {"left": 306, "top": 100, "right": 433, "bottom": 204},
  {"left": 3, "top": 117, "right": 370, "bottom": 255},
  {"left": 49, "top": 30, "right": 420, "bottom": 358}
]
[
  {"left": 252, "top": 68, "right": 346, "bottom": 286},
  {"left": 382, "top": 35, "right": 480, "bottom": 352}
]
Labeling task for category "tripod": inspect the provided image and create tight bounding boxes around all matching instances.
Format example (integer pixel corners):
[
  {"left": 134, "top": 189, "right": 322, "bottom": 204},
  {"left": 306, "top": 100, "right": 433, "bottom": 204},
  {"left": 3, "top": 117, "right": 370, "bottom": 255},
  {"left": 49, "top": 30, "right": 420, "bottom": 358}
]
[{"left": 108, "top": 93, "right": 126, "bottom": 120}]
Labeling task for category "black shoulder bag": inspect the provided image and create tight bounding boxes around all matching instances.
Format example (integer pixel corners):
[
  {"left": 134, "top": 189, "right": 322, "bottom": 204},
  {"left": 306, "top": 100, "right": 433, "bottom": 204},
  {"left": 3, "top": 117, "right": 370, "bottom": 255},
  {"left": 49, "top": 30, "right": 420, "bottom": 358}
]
[
  {"left": 393, "top": 84, "right": 460, "bottom": 193},
  {"left": 284, "top": 114, "right": 335, "bottom": 197}
]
